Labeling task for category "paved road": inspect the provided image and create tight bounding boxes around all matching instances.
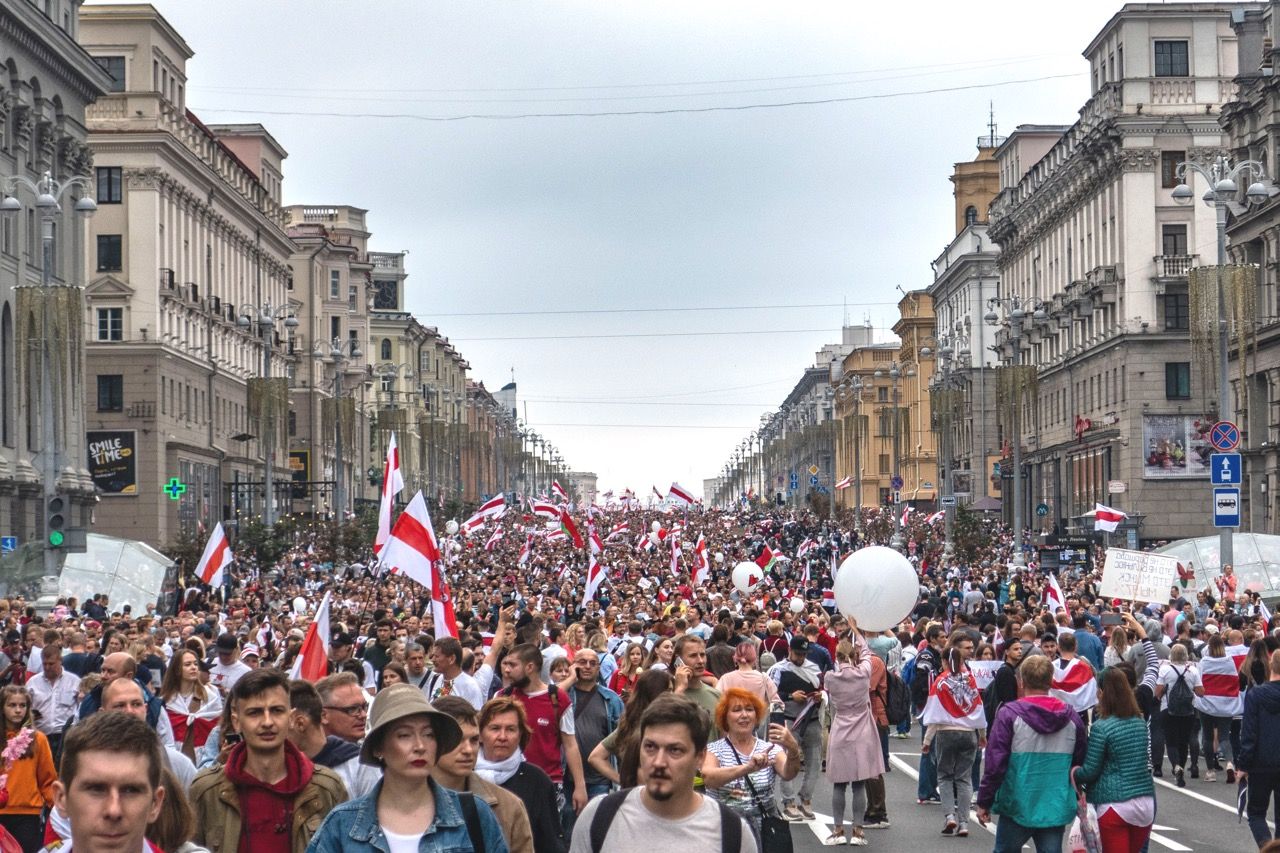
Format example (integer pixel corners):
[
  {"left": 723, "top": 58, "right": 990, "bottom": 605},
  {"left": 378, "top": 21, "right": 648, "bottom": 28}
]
[{"left": 784, "top": 749, "right": 1274, "bottom": 852}]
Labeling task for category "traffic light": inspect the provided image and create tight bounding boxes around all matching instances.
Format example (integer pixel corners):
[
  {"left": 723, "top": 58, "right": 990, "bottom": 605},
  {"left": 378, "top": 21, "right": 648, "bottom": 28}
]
[{"left": 47, "top": 496, "right": 65, "bottom": 548}]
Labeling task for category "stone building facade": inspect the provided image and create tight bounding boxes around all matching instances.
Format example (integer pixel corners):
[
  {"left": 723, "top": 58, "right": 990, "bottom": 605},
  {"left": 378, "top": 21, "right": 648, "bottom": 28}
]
[{"left": 988, "top": 3, "right": 1249, "bottom": 542}]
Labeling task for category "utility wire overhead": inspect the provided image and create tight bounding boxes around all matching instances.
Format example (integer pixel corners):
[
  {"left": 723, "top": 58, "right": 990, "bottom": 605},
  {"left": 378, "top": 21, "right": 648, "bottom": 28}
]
[
  {"left": 427, "top": 300, "right": 891, "bottom": 318},
  {"left": 187, "top": 52, "right": 1066, "bottom": 94},
  {"left": 192, "top": 72, "right": 1084, "bottom": 122},
  {"left": 454, "top": 327, "right": 898, "bottom": 341}
]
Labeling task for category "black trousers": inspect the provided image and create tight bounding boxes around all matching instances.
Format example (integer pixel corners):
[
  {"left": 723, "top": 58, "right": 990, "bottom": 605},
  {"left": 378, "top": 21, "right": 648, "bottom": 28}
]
[{"left": 0, "top": 813, "right": 44, "bottom": 852}]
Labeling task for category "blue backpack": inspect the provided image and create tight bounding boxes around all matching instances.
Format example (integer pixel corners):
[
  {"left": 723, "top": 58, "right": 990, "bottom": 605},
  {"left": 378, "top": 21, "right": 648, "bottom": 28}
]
[{"left": 901, "top": 653, "right": 919, "bottom": 688}]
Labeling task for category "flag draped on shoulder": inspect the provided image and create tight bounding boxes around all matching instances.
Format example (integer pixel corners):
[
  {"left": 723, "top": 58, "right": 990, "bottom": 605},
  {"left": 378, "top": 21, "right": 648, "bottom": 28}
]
[
  {"left": 374, "top": 433, "right": 404, "bottom": 557},
  {"left": 288, "top": 591, "right": 331, "bottom": 682},
  {"left": 1093, "top": 502, "right": 1127, "bottom": 532},
  {"left": 195, "top": 522, "right": 233, "bottom": 588},
  {"left": 921, "top": 669, "right": 986, "bottom": 728},
  {"left": 1196, "top": 654, "right": 1243, "bottom": 717},
  {"left": 1050, "top": 657, "right": 1097, "bottom": 712}
]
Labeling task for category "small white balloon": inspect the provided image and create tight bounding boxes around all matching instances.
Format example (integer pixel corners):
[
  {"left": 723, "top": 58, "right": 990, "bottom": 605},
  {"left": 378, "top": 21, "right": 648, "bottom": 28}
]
[
  {"left": 651, "top": 520, "right": 661, "bottom": 533},
  {"left": 714, "top": 552, "right": 725, "bottom": 564},
  {"left": 789, "top": 597, "right": 806, "bottom": 614},
  {"left": 731, "top": 561, "right": 763, "bottom": 593},
  {"left": 648, "top": 532, "right": 660, "bottom": 546},
  {"left": 448, "top": 540, "right": 462, "bottom": 554},
  {"left": 833, "top": 545, "right": 919, "bottom": 632},
  {"left": 445, "top": 520, "right": 460, "bottom": 536},
  {"left": 292, "top": 596, "right": 306, "bottom": 614}
]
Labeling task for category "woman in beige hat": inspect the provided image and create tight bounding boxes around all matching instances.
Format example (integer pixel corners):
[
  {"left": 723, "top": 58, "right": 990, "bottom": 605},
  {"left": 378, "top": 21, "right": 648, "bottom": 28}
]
[{"left": 307, "top": 683, "right": 509, "bottom": 852}]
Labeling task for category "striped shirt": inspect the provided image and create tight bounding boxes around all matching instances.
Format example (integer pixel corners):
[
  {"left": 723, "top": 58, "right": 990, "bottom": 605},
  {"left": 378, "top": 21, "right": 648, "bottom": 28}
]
[{"left": 707, "top": 736, "right": 776, "bottom": 818}]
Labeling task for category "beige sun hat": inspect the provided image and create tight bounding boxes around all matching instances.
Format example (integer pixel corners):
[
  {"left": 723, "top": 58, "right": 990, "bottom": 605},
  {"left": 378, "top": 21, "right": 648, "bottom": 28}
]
[{"left": 359, "top": 683, "right": 463, "bottom": 766}]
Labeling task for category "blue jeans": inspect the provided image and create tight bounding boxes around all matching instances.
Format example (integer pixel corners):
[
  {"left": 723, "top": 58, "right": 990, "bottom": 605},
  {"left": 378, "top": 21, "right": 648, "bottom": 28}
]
[
  {"left": 586, "top": 781, "right": 612, "bottom": 800},
  {"left": 917, "top": 723, "right": 938, "bottom": 800},
  {"left": 993, "top": 817, "right": 1065, "bottom": 853}
]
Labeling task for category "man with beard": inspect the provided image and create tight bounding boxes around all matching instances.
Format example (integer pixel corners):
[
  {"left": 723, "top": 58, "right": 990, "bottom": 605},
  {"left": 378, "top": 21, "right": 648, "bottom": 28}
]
[{"left": 569, "top": 695, "right": 755, "bottom": 853}]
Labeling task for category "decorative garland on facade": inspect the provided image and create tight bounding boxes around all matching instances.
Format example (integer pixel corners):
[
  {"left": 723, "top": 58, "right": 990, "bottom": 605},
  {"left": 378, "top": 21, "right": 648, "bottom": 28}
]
[
  {"left": 320, "top": 397, "right": 356, "bottom": 453},
  {"left": 995, "top": 365, "right": 1038, "bottom": 427},
  {"left": 1189, "top": 264, "right": 1258, "bottom": 419},
  {"left": 17, "top": 285, "right": 83, "bottom": 451},
  {"left": 247, "top": 378, "right": 289, "bottom": 455}
]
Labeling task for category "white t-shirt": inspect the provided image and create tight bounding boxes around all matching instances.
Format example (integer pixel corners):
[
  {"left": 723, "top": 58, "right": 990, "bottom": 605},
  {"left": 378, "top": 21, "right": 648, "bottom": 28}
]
[
  {"left": 1157, "top": 662, "right": 1202, "bottom": 712},
  {"left": 569, "top": 788, "right": 757, "bottom": 853},
  {"left": 383, "top": 827, "right": 425, "bottom": 853},
  {"left": 209, "top": 660, "right": 251, "bottom": 693}
]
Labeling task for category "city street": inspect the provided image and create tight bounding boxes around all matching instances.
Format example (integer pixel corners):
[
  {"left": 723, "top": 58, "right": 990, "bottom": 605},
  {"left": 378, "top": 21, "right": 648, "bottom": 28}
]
[{"left": 786, "top": 750, "right": 1271, "bottom": 852}]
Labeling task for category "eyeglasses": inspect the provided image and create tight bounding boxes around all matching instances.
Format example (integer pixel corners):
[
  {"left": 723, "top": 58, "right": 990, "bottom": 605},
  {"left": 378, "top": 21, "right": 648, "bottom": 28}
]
[{"left": 324, "top": 703, "right": 368, "bottom": 717}]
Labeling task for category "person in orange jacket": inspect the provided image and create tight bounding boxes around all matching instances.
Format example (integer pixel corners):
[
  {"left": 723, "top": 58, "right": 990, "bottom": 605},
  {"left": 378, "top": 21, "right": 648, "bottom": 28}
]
[{"left": 0, "top": 684, "right": 56, "bottom": 850}]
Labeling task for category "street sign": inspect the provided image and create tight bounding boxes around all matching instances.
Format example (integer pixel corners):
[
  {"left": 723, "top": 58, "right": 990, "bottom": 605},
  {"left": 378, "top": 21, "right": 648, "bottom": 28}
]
[
  {"left": 0, "top": 537, "right": 15, "bottom": 554},
  {"left": 940, "top": 496, "right": 957, "bottom": 507},
  {"left": 1107, "top": 480, "right": 1127, "bottom": 494},
  {"left": 809, "top": 475, "right": 819, "bottom": 486},
  {"left": 1035, "top": 503, "right": 1049, "bottom": 517},
  {"left": 1210, "top": 452, "right": 1242, "bottom": 485},
  {"left": 891, "top": 475, "right": 904, "bottom": 491},
  {"left": 1213, "top": 487, "right": 1241, "bottom": 528},
  {"left": 1210, "top": 421, "right": 1241, "bottom": 452},
  {"left": 808, "top": 465, "right": 819, "bottom": 476},
  {"left": 922, "top": 481, "right": 934, "bottom": 490}
]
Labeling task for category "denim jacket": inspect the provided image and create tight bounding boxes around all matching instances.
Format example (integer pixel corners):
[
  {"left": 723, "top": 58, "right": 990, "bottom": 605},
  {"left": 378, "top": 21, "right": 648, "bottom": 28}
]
[{"left": 305, "top": 777, "right": 508, "bottom": 853}]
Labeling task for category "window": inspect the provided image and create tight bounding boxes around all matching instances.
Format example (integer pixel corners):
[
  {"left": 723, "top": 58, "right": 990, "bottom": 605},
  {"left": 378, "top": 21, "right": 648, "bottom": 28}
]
[
  {"left": 1163, "top": 292, "right": 1189, "bottom": 331},
  {"left": 1160, "top": 151, "right": 1185, "bottom": 189},
  {"left": 1165, "top": 362, "right": 1191, "bottom": 399},
  {"left": 329, "top": 316, "right": 340, "bottom": 344},
  {"left": 877, "top": 386, "right": 888, "bottom": 402},
  {"left": 1154, "top": 41, "right": 1189, "bottom": 77},
  {"left": 1161, "top": 224, "right": 1188, "bottom": 257},
  {"left": 96, "top": 167, "right": 122, "bottom": 204},
  {"left": 287, "top": 410, "right": 297, "bottom": 437},
  {"left": 380, "top": 338, "right": 392, "bottom": 360},
  {"left": 96, "top": 234, "right": 122, "bottom": 272},
  {"left": 96, "top": 375, "right": 123, "bottom": 412},
  {"left": 964, "top": 206, "right": 978, "bottom": 227},
  {"left": 878, "top": 454, "right": 890, "bottom": 474},
  {"left": 93, "top": 56, "right": 126, "bottom": 92},
  {"left": 878, "top": 412, "right": 894, "bottom": 437},
  {"left": 96, "top": 308, "right": 123, "bottom": 342},
  {"left": 878, "top": 488, "right": 892, "bottom": 506},
  {"left": 329, "top": 269, "right": 341, "bottom": 300}
]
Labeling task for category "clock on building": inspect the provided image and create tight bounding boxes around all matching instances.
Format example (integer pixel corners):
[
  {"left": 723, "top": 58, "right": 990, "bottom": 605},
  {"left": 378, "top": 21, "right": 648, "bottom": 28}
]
[{"left": 373, "top": 278, "right": 398, "bottom": 310}]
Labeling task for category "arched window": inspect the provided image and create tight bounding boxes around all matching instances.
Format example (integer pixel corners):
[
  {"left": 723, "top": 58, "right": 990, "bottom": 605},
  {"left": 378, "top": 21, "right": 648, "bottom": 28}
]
[
  {"left": 380, "top": 338, "right": 392, "bottom": 361},
  {"left": 964, "top": 205, "right": 978, "bottom": 227}
]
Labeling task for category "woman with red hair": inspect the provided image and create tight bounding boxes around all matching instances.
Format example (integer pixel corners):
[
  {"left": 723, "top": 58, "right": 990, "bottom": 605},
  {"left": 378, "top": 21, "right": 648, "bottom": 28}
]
[
  {"left": 717, "top": 641, "right": 780, "bottom": 735},
  {"left": 701, "top": 686, "right": 801, "bottom": 847}
]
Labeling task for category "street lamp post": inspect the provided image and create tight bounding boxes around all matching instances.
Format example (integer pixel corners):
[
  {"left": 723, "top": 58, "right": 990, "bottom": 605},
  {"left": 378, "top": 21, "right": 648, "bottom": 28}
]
[
  {"left": 313, "top": 336, "right": 362, "bottom": 520},
  {"left": 926, "top": 339, "right": 961, "bottom": 558},
  {"left": 237, "top": 304, "right": 298, "bottom": 528},
  {"left": 985, "top": 295, "right": 1048, "bottom": 568},
  {"left": 1, "top": 171, "right": 96, "bottom": 596},
  {"left": 1173, "top": 156, "right": 1270, "bottom": 572},
  {"left": 874, "top": 362, "right": 911, "bottom": 552}
]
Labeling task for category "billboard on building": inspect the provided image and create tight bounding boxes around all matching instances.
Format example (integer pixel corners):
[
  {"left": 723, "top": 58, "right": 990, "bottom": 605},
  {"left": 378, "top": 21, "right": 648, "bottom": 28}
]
[
  {"left": 1141, "top": 415, "right": 1211, "bottom": 479},
  {"left": 289, "top": 450, "right": 309, "bottom": 498},
  {"left": 87, "top": 431, "right": 137, "bottom": 495}
]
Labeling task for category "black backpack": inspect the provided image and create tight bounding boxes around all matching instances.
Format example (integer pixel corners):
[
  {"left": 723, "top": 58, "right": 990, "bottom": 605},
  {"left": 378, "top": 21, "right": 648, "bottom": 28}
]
[
  {"left": 1167, "top": 667, "right": 1195, "bottom": 717},
  {"left": 589, "top": 788, "right": 743, "bottom": 853},
  {"left": 883, "top": 669, "right": 911, "bottom": 726}
]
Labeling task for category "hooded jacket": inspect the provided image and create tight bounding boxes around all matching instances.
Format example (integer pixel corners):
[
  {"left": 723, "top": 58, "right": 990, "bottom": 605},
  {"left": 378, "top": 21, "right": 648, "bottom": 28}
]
[
  {"left": 1240, "top": 681, "right": 1280, "bottom": 772},
  {"left": 977, "top": 694, "right": 1086, "bottom": 829}
]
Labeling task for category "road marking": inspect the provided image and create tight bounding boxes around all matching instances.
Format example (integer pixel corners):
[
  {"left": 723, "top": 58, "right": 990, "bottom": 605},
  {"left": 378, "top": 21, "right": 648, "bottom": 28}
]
[
  {"left": 888, "top": 754, "right": 1000, "bottom": 840},
  {"left": 1148, "top": 831, "right": 1191, "bottom": 852},
  {"left": 1152, "top": 776, "right": 1275, "bottom": 833}
]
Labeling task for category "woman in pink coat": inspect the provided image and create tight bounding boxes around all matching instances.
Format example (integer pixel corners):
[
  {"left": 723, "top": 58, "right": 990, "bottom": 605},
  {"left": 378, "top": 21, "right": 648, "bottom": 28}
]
[{"left": 824, "top": 628, "right": 884, "bottom": 846}]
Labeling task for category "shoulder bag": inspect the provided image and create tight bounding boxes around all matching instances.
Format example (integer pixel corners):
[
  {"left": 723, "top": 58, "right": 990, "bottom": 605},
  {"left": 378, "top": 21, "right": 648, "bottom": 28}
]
[{"left": 730, "top": 741, "right": 793, "bottom": 853}]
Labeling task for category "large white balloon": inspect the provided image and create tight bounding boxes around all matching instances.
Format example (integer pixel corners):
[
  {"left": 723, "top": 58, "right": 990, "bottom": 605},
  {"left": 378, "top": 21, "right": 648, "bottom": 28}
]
[
  {"left": 714, "top": 552, "right": 725, "bottom": 564},
  {"left": 445, "top": 520, "right": 460, "bottom": 536},
  {"left": 789, "top": 597, "right": 806, "bottom": 614},
  {"left": 833, "top": 546, "right": 919, "bottom": 632},
  {"left": 651, "top": 520, "right": 661, "bottom": 533},
  {"left": 731, "top": 561, "right": 763, "bottom": 593}
]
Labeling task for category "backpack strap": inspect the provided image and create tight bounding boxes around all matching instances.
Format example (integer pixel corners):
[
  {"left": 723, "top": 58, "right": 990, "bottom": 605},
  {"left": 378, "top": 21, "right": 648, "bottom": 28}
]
[
  {"left": 457, "top": 791, "right": 486, "bottom": 852},
  {"left": 714, "top": 800, "right": 744, "bottom": 852},
  {"left": 589, "top": 789, "right": 632, "bottom": 853}
]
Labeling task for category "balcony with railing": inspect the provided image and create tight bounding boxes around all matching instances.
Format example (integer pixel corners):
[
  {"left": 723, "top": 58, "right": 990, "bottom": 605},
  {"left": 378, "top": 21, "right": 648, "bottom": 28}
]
[
  {"left": 1153, "top": 254, "right": 1197, "bottom": 279},
  {"left": 126, "top": 401, "right": 156, "bottom": 419}
]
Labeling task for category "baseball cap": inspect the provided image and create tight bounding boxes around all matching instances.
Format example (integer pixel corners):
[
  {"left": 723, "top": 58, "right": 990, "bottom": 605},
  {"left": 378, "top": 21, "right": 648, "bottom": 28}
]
[
  {"left": 331, "top": 631, "right": 355, "bottom": 647},
  {"left": 789, "top": 636, "right": 809, "bottom": 653},
  {"left": 214, "top": 634, "right": 238, "bottom": 652},
  {"left": 240, "top": 644, "right": 260, "bottom": 660}
]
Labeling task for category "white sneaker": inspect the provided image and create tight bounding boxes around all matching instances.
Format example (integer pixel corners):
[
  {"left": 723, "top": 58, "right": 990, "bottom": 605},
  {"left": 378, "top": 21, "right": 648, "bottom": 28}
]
[
  {"left": 848, "top": 835, "right": 869, "bottom": 847},
  {"left": 823, "top": 831, "right": 848, "bottom": 846}
]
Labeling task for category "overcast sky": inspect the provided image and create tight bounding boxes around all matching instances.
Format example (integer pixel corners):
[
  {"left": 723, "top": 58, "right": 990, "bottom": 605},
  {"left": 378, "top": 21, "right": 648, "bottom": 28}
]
[{"left": 94, "top": 0, "right": 1138, "bottom": 497}]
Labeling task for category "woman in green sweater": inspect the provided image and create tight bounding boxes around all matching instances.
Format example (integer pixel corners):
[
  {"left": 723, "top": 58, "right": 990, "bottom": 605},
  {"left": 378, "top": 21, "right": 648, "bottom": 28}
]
[{"left": 1072, "top": 667, "right": 1155, "bottom": 853}]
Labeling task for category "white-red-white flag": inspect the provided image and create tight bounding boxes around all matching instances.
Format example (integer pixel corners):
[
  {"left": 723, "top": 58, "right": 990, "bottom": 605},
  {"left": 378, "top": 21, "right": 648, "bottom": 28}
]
[
  {"left": 925, "top": 510, "right": 945, "bottom": 525},
  {"left": 532, "top": 500, "right": 559, "bottom": 519},
  {"left": 1093, "top": 503, "right": 1126, "bottom": 532},
  {"left": 835, "top": 476, "right": 853, "bottom": 490},
  {"left": 606, "top": 522, "right": 629, "bottom": 540},
  {"left": 900, "top": 505, "right": 913, "bottom": 526},
  {"left": 374, "top": 433, "right": 404, "bottom": 557},
  {"left": 668, "top": 482, "right": 694, "bottom": 506},
  {"left": 484, "top": 527, "right": 505, "bottom": 552},
  {"left": 380, "top": 491, "right": 442, "bottom": 595},
  {"left": 518, "top": 534, "right": 533, "bottom": 565},
  {"left": 195, "top": 522, "right": 233, "bottom": 588},
  {"left": 693, "top": 534, "right": 709, "bottom": 586},
  {"left": 552, "top": 480, "right": 569, "bottom": 502},
  {"left": 430, "top": 562, "right": 460, "bottom": 639},
  {"left": 288, "top": 591, "right": 331, "bottom": 682},
  {"left": 1045, "top": 572, "right": 1066, "bottom": 614},
  {"left": 670, "top": 532, "right": 682, "bottom": 574}
]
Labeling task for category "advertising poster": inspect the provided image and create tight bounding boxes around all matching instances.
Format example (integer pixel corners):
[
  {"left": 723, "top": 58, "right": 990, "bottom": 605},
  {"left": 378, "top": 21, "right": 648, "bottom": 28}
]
[
  {"left": 86, "top": 431, "right": 137, "bottom": 495},
  {"left": 1142, "top": 415, "right": 1211, "bottom": 479}
]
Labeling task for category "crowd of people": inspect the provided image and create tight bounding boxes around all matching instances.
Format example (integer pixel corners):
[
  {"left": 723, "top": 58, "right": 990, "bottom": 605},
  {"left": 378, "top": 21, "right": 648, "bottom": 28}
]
[{"left": 0, "top": 500, "right": 1273, "bottom": 852}]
